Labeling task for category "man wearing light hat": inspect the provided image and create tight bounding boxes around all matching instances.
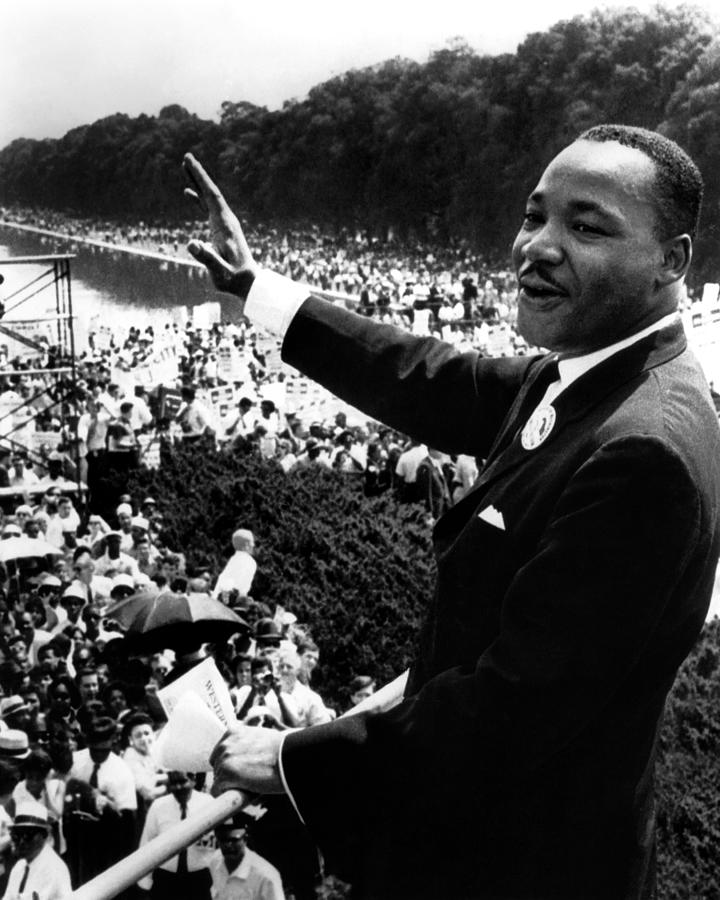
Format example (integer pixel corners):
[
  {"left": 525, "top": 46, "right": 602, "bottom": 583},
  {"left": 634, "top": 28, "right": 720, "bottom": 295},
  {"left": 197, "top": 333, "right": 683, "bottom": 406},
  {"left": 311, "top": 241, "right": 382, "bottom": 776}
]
[
  {"left": 4, "top": 800, "right": 70, "bottom": 900},
  {"left": 116, "top": 501, "right": 134, "bottom": 553},
  {"left": 0, "top": 699, "right": 31, "bottom": 735},
  {"left": 0, "top": 729, "right": 30, "bottom": 762}
]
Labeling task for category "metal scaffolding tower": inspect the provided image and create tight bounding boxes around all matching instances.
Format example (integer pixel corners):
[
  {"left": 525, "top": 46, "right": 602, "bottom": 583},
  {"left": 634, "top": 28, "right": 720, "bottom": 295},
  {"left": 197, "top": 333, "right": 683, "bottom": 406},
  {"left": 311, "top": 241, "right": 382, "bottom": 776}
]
[{"left": 0, "top": 253, "right": 84, "bottom": 508}]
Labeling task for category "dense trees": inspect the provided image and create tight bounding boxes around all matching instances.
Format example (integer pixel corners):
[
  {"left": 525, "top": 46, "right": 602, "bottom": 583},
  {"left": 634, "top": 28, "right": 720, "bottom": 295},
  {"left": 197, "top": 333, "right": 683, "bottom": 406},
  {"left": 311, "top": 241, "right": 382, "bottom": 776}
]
[{"left": 2, "top": 5, "right": 720, "bottom": 278}]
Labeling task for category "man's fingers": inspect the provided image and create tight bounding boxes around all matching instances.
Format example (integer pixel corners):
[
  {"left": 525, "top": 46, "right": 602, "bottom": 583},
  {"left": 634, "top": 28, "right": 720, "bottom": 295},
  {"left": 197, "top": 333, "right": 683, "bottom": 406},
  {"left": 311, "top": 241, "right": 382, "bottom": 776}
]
[
  {"left": 183, "top": 186, "right": 207, "bottom": 214},
  {"left": 209, "top": 728, "right": 232, "bottom": 768},
  {"left": 187, "top": 240, "right": 231, "bottom": 275},
  {"left": 183, "top": 153, "right": 227, "bottom": 211}
]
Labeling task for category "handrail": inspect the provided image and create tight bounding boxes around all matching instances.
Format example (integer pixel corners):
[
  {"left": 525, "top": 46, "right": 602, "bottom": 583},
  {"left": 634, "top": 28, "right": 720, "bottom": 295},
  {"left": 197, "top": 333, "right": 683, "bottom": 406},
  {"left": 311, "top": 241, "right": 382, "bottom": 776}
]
[{"left": 71, "top": 789, "right": 245, "bottom": 900}]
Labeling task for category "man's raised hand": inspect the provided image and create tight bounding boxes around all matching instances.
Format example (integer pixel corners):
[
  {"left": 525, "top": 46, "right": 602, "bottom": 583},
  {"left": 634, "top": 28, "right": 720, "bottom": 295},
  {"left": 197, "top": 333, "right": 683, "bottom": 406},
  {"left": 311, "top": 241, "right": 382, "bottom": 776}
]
[{"left": 183, "top": 153, "right": 258, "bottom": 303}]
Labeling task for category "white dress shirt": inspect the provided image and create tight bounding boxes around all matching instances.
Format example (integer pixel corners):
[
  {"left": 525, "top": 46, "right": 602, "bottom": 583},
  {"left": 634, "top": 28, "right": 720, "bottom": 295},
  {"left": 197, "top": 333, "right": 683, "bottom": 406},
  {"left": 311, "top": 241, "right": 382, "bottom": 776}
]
[
  {"left": 208, "top": 847, "right": 285, "bottom": 900},
  {"left": 2, "top": 843, "right": 71, "bottom": 900}
]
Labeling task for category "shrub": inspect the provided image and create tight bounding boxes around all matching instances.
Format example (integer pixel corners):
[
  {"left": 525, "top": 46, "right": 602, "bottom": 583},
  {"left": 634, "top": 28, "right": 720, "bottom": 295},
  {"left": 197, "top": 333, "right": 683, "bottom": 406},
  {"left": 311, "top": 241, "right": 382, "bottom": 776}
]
[{"left": 101, "top": 441, "right": 435, "bottom": 707}]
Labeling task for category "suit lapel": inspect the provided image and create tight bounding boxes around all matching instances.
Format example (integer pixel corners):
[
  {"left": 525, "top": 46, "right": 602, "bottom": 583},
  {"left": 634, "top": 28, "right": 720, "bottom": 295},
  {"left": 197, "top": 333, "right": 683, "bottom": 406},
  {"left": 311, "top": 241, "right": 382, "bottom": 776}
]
[{"left": 437, "top": 321, "right": 688, "bottom": 539}]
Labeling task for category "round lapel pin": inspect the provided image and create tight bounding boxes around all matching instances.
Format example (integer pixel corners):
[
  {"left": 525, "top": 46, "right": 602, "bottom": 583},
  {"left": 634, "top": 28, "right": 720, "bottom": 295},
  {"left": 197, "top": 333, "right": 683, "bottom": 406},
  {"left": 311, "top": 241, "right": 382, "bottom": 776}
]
[{"left": 521, "top": 405, "right": 556, "bottom": 450}]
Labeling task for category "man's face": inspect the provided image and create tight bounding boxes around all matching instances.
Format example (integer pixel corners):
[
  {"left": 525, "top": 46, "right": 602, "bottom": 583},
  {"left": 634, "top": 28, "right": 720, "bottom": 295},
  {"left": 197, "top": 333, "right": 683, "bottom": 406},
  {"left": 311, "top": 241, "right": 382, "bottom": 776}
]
[
  {"left": 300, "top": 649, "right": 319, "bottom": 676},
  {"left": 78, "top": 673, "right": 99, "bottom": 702},
  {"left": 63, "top": 597, "right": 84, "bottom": 621},
  {"left": 89, "top": 745, "right": 112, "bottom": 764},
  {"left": 18, "top": 613, "right": 34, "bottom": 646},
  {"left": 58, "top": 500, "right": 71, "bottom": 519},
  {"left": 118, "top": 512, "right": 132, "bottom": 531},
  {"left": 129, "top": 723, "right": 154, "bottom": 756},
  {"left": 216, "top": 826, "right": 247, "bottom": 871},
  {"left": 23, "top": 691, "right": 40, "bottom": 714},
  {"left": 11, "top": 827, "right": 47, "bottom": 863},
  {"left": 136, "top": 538, "right": 151, "bottom": 561},
  {"left": 512, "top": 140, "right": 671, "bottom": 355}
]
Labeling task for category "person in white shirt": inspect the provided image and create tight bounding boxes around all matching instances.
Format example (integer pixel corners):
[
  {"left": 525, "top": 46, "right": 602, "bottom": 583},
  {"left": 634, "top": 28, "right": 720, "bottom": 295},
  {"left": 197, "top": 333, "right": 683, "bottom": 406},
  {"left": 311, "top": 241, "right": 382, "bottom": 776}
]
[
  {"left": 66, "top": 716, "right": 136, "bottom": 884},
  {"left": 8, "top": 452, "right": 39, "bottom": 489},
  {"left": 276, "top": 648, "right": 333, "bottom": 728},
  {"left": 94, "top": 532, "right": 140, "bottom": 579},
  {"left": 393, "top": 439, "right": 427, "bottom": 503},
  {"left": 138, "top": 771, "right": 214, "bottom": 900},
  {"left": 11, "top": 749, "right": 65, "bottom": 852},
  {"left": 3, "top": 801, "right": 71, "bottom": 900},
  {"left": 213, "top": 529, "right": 257, "bottom": 599},
  {"left": 176, "top": 386, "right": 214, "bottom": 442},
  {"left": 209, "top": 814, "right": 284, "bottom": 900},
  {"left": 121, "top": 712, "right": 167, "bottom": 813}
]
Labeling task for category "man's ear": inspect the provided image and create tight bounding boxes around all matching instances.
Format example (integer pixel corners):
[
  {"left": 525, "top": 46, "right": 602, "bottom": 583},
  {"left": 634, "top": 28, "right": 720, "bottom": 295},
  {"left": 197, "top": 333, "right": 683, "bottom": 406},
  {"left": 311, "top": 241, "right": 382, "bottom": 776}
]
[{"left": 658, "top": 234, "right": 692, "bottom": 286}]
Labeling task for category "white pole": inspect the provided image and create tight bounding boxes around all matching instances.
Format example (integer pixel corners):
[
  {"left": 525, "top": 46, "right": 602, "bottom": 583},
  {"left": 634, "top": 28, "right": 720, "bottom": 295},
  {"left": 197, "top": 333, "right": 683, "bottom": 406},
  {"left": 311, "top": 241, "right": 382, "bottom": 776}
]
[{"left": 71, "top": 790, "right": 245, "bottom": 900}]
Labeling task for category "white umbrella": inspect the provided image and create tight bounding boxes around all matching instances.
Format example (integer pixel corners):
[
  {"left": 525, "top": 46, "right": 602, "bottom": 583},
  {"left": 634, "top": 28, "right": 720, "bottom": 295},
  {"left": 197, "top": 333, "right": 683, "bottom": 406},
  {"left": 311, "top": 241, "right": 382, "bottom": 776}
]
[{"left": 0, "top": 536, "right": 64, "bottom": 562}]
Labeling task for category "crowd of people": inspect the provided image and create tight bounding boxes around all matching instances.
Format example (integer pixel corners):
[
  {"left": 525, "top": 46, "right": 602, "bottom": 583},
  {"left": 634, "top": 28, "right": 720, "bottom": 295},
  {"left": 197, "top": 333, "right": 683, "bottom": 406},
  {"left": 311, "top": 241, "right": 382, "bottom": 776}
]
[
  {"left": 0, "top": 203, "right": 539, "bottom": 518},
  {"left": 0, "top": 474, "right": 373, "bottom": 898}
]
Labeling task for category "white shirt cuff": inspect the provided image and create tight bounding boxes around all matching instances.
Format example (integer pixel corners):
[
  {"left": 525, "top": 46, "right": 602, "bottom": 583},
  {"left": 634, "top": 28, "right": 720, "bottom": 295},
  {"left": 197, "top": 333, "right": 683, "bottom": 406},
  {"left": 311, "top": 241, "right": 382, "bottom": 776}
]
[
  {"left": 277, "top": 731, "right": 306, "bottom": 825},
  {"left": 245, "top": 269, "right": 313, "bottom": 337}
]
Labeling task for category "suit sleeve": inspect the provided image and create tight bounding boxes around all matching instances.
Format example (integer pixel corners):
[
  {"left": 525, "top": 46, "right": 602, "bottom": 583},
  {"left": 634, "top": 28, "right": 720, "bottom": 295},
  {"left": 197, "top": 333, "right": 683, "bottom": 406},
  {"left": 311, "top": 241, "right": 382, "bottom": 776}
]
[
  {"left": 282, "top": 296, "right": 529, "bottom": 458},
  {"left": 281, "top": 434, "right": 708, "bottom": 864}
]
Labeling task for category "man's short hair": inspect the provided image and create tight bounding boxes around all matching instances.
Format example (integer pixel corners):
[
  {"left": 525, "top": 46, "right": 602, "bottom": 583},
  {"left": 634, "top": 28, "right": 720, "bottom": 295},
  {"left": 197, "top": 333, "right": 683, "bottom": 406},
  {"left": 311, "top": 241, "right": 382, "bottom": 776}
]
[{"left": 578, "top": 124, "right": 703, "bottom": 241}]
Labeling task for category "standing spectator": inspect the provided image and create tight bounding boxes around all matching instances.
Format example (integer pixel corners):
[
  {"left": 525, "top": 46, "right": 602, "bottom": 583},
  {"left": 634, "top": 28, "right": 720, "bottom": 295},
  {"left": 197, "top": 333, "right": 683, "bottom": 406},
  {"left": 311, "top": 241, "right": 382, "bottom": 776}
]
[
  {"left": 212, "top": 529, "right": 257, "bottom": 600},
  {"left": 121, "top": 712, "right": 167, "bottom": 816},
  {"left": 107, "top": 402, "right": 139, "bottom": 472},
  {"left": 210, "top": 813, "right": 285, "bottom": 900},
  {"left": 415, "top": 448, "right": 452, "bottom": 521},
  {"left": 138, "top": 771, "right": 214, "bottom": 900},
  {"left": 11, "top": 749, "right": 64, "bottom": 850},
  {"left": 276, "top": 648, "right": 332, "bottom": 728},
  {"left": 66, "top": 716, "right": 136, "bottom": 884},
  {"left": 393, "top": 438, "right": 426, "bottom": 503},
  {"left": 175, "top": 387, "right": 214, "bottom": 443},
  {"left": 3, "top": 801, "right": 71, "bottom": 900}
]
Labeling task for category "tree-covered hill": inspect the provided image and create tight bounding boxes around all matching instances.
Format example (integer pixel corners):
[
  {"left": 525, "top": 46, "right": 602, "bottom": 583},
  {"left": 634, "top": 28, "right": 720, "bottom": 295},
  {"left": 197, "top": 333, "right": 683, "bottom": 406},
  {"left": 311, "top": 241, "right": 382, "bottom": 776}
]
[{"left": 2, "top": 5, "right": 720, "bottom": 280}]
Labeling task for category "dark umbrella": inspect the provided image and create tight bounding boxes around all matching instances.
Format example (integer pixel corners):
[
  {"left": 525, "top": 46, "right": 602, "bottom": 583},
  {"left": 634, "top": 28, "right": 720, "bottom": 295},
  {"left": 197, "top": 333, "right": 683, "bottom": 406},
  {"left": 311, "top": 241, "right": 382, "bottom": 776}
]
[{"left": 106, "top": 590, "right": 249, "bottom": 653}]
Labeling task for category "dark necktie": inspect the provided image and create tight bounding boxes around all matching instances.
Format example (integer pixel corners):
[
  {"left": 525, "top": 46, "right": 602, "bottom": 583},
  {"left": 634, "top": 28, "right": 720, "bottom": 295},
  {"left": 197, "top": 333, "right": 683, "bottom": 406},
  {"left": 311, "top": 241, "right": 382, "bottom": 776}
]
[
  {"left": 176, "top": 800, "right": 188, "bottom": 874},
  {"left": 89, "top": 762, "right": 100, "bottom": 789},
  {"left": 18, "top": 861, "right": 30, "bottom": 893}
]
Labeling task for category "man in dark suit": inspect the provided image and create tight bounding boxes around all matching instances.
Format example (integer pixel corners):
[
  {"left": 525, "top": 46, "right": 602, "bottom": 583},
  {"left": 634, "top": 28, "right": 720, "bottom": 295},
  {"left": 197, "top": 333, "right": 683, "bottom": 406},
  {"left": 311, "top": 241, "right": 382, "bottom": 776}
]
[
  {"left": 415, "top": 448, "right": 452, "bottom": 520},
  {"left": 185, "top": 125, "right": 720, "bottom": 899}
]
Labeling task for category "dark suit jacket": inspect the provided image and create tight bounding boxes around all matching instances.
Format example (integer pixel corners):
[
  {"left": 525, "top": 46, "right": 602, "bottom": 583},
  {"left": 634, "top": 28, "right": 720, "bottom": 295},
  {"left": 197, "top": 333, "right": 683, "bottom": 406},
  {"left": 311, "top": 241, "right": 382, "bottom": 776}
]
[
  {"left": 280, "top": 297, "right": 720, "bottom": 900},
  {"left": 416, "top": 456, "right": 451, "bottom": 519}
]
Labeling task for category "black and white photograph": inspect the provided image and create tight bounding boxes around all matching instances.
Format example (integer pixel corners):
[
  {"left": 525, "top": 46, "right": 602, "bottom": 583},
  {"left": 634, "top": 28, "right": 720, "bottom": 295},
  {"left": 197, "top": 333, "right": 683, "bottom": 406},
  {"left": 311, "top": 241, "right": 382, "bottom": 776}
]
[{"left": 1, "top": 1, "right": 720, "bottom": 898}]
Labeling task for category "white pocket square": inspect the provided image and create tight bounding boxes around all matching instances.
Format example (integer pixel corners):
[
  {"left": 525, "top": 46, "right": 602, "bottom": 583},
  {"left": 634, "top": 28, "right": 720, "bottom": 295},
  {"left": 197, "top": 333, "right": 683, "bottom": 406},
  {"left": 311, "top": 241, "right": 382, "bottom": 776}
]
[{"left": 477, "top": 505, "right": 506, "bottom": 530}]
